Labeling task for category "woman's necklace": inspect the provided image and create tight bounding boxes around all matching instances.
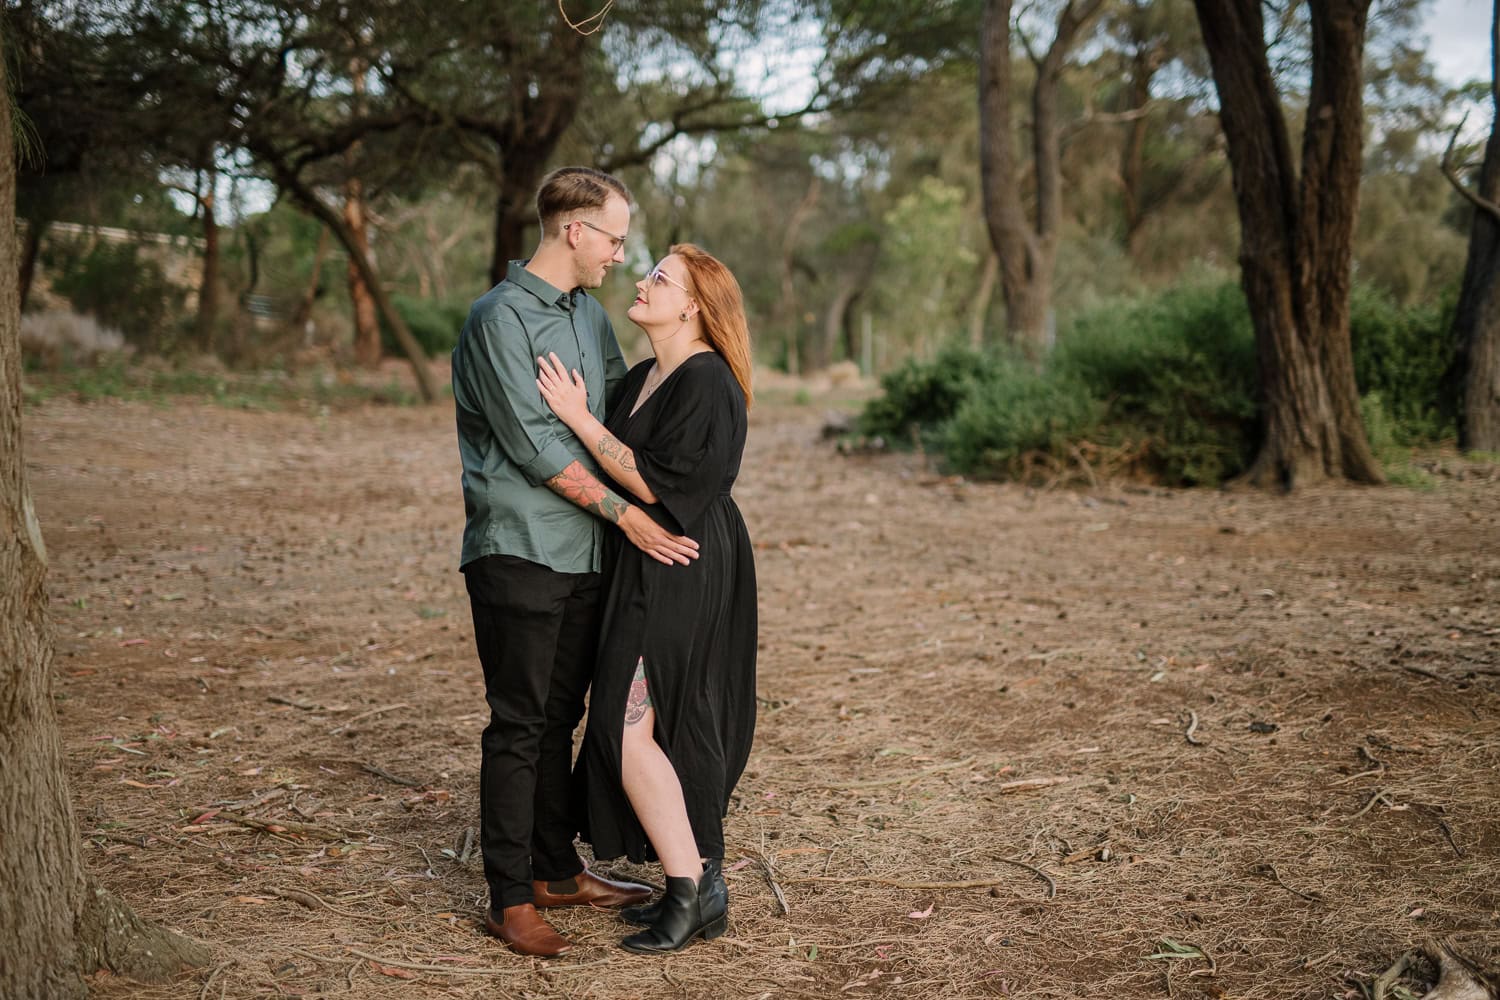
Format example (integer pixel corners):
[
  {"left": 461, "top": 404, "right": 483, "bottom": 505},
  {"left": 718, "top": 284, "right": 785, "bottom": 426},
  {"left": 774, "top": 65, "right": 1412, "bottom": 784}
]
[
  {"left": 637, "top": 341, "right": 710, "bottom": 408},
  {"left": 638, "top": 364, "right": 667, "bottom": 402}
]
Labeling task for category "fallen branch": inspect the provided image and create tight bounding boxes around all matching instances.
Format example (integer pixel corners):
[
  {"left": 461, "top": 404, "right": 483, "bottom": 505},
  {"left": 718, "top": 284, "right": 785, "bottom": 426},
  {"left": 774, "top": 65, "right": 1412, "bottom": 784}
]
[
  {"left": 997, "top": 776, "right": 1070, "bottom": 794},
  {"left": 1347, "top": 788, "right": 1396, "bottom": 823},
  {"left": 1371, "top": 949, "right": 1415, "bottom": 1000},
  {"left": 199, "top": 809, "right": 362, "bottom": 841},
  {"left": 330, "top": 703, "right": 411, "bottom": 735},
  {"left": 268, "top": 886, "right": 370, "bottom": 919},
  {"left": 360, "top": 762, "right": 422, "bottom": 787},
  {"left": 1184, "top": 711, "right": 1203, "bottom": 746},
  {"left": 268, "top": 695, "right": 320, "bottom": 710},
  {"left": 1436, "top": 817, "right": 1465, "bottom": 859},
  {"left": 198, "top": 960, "right": 234, "bottom": 1000},
  {"left": 814, "top": 757, "right": 978, "bottom": 790},
  {"left": 1252, "top": 863, "right": 1321, "bottom": 902},
  {"left": 785, "top": 857, "right": 1056, "bottom": 900},
  {"left": 751, "top": 851, "right": 790, "bottom": 916},
  {"left": 344, "top": 947, "right": 607, "bottom": 974}
]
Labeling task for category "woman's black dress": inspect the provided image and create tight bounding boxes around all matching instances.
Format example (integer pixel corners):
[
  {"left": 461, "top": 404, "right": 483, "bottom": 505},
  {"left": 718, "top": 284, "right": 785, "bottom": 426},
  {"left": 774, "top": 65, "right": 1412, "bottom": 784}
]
[{"left": 577, "top": 350, "right": 757, "bottom": 863}]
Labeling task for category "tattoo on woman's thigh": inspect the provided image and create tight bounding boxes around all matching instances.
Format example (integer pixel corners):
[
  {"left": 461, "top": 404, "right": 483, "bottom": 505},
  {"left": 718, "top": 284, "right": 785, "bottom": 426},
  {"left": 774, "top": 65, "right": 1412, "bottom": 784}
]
[{"left": 624, "top": 658, "right": 651, "bottom": 726}]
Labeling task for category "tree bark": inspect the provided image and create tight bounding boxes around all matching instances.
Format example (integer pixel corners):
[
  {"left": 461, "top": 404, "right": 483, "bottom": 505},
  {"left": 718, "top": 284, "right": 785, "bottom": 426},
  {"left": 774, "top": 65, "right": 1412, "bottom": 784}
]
[
  {"left": 489, "top": 144, "right": 553, "bottom": 287},
  {"left": 979, "top": 0, "right": 1105, "bottom": 360},
  {"left": 194, "top": 167, "right": 219, "bottom": 352},
  {"left": 343, "top": 173, "right": 381, "bottom": 367},
  {"left": 263, "top": 160, "right": 439, "bottom": 401},
  {"left": 343, "top": 62, "right": 381, "bottom": 367},
  {"left": 484, "top": 20, "right": 588, "bottom": 286},
  {"left": 775, "top": 175, "right": 821, "bottom": 375},
  {"left": 1193, "top": 0, "right": 1383, "bottom": 487},
  {"left": 1452, "top": 3, "right": 1500, "bottom": 453},
  {"left": 291, "top": 225, "right": 331, "bottom": 340},
  {"left": 969, "top": 251, "right": 1000, "bottom": 348},
  {"left": 18, "top": 216, "right": 45, "bottom": 312},
  {"left": 0, "top": 45, "right": 211, "bottom": 999}
]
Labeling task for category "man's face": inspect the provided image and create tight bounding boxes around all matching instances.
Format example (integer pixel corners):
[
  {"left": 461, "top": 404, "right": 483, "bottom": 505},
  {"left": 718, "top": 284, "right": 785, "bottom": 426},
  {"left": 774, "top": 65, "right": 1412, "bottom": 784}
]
[{"left": 571, "top": 193, "right": 630, "bottom": 290}]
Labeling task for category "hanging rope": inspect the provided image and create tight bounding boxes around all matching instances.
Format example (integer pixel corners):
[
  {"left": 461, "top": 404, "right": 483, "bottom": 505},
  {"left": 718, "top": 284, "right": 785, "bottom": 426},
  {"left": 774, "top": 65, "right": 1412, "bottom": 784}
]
[{"left": 557, "top": 0, "right": 615, "bottom": 36}]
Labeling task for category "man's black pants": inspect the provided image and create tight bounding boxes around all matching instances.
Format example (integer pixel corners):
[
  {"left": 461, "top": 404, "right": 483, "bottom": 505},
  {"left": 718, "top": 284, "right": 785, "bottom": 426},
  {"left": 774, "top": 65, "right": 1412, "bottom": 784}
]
[{"left": 463, "top": 553, "right": 602, "bottom": 910}]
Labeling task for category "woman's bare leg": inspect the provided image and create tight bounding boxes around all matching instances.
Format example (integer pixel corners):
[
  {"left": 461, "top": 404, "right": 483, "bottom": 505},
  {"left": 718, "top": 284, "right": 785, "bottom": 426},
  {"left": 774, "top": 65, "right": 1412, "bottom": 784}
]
[{"left": 621, "top": 659, "right": 702, "bottom": 881}]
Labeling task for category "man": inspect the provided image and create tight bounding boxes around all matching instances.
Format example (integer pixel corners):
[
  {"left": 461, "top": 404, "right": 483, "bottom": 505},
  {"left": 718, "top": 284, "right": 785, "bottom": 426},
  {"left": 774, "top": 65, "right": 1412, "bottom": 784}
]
[{"left": 452, "top": 166, "right": 699, "bottom": 957}]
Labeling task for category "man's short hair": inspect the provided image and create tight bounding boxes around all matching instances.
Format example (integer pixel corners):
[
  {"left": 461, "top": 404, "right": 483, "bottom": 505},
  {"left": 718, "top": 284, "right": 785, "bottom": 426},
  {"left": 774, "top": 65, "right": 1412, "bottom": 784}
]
[{"left": 536, "top": 167, "right": 631, "bottom": 234}]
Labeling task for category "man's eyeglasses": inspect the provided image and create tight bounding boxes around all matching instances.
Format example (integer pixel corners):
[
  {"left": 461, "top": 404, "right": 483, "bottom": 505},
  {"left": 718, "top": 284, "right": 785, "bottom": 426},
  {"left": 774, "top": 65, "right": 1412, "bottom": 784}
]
[
  {"left": 573, "top": 219, "right": 628, "bottom": 252},
  {"left": 646, "top": 265, "right": 691, "bottom": 295}
]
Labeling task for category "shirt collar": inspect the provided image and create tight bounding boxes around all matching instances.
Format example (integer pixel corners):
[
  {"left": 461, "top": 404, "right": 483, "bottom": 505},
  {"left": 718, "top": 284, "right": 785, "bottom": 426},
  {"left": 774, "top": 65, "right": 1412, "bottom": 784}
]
[{"left": 507, "top": 259, "right": 579, "bottom": 311}]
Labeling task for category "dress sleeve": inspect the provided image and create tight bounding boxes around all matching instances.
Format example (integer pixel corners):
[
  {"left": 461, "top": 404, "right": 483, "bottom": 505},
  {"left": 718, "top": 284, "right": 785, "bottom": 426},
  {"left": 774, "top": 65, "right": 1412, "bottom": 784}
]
[{"left": 634, "top": 361, "right": 743, "bottom": 531}]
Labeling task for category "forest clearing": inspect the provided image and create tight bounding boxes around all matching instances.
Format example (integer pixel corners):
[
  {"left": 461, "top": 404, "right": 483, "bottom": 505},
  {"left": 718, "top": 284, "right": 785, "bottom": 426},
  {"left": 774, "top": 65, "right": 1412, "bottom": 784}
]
[{"left": 25, "top": 375, "right": 1500, "bottom": 1000}]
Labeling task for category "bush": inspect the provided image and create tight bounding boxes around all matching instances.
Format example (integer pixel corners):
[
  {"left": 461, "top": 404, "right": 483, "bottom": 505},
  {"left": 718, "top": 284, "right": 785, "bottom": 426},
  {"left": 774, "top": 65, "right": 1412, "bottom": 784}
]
[
  {"left": 939, "top": 365, "right": 1101, "bottom": 479},
  {"left": 1055, "top": 282, "right": 1259, "bottom": 485},
  {"left": 859, "top": 344, "right": 1015, "bottom": 444},
  {"left": 857, "top": 280, "right": 1454, "bottom": 487},
  {"left": 380, "top": 294, "right": 469, "bottom": 358},
  {"left": 44, "top": 239, "right": 187, "bottom": 352},
  {"left": 20, "top": 310, "right": 129, "bottom": 370},
  {"left": 1349, "top": 285, "right": 1455, "bottom": 444}
]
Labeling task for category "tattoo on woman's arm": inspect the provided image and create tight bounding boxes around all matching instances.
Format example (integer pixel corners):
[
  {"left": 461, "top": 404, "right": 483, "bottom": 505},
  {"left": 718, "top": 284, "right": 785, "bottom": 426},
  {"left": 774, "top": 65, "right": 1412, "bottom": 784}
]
[
  {"left": 546, "top": 461, "right": 630, "bottom": 523},
  {"left": 597, "top": 433, "right": 637, "bottom": 473}
]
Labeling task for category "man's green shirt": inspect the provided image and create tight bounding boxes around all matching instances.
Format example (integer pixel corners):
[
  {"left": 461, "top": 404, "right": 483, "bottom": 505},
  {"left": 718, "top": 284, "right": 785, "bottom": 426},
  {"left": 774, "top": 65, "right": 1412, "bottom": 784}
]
[{"left": 453, "top": 261, "right": 628, "bottom": 573}]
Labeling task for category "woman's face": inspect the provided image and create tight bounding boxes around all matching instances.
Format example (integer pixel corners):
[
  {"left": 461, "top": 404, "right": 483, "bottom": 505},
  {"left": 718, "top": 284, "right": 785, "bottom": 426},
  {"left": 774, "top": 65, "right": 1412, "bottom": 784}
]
[{"left": 627, "top": 254, "right": 694, "bottom": 330}]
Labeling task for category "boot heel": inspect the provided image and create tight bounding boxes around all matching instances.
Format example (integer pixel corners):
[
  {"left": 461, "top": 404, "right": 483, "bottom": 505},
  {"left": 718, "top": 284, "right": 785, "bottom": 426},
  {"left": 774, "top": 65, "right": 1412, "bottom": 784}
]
[{"left": 702, "top": 915, "right": 727, "bottom": 940}]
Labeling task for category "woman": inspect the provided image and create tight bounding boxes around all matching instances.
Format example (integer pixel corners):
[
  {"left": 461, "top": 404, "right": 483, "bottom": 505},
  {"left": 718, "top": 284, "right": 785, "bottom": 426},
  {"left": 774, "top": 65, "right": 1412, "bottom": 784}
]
[{"left": 536, "top": 243, "right": 757, "bottom": 954}]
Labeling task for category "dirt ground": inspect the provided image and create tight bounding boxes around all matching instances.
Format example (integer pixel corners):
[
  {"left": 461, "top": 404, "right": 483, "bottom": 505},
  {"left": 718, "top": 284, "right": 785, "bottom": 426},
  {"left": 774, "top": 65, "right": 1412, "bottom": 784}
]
[{"left": 23, "top": 368, "right": 1500, "bottom": 1000}]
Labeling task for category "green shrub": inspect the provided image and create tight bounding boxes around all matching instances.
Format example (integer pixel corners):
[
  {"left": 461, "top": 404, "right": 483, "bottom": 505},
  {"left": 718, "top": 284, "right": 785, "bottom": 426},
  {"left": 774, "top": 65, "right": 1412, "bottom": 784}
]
[
  {"left": 1055, "top": 283, "right": 1259, "bottom": 485},
  {"left": 1349, "top": 285, "right": 1455, "bottom": 444},
  {"left": 380, "top": 294, "right": 469, "bottom": 358},
  {"left": 859, "top": 344, "right": 1013, "bottom": 443},
  {"left": 45, "top": 239, "right": 187, "bottom": 352},
  {"left": 939, "top": 366, "right": 1101, "bottom": 478},
  {"left": 856, "top": 280, "right": 1454, "bottom": 488}
]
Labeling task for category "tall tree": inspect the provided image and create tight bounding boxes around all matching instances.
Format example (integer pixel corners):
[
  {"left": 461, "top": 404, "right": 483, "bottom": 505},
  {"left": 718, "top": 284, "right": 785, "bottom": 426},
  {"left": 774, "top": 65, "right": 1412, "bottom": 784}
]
[
  {"left": 1445, "top": 5, "right": 1500, "bottom": 452},
  {"left": 342, "top": 58, "right": 381, "bottom": 367},
  {"left": 978, "top": 0, "right": 1108, "bottom": 358},
  {"left": 0, "top": 23, "right": 211, "bottom": 996},
  {"left": 1191, "top": 0, "right": 1383, "bottom": 486}
]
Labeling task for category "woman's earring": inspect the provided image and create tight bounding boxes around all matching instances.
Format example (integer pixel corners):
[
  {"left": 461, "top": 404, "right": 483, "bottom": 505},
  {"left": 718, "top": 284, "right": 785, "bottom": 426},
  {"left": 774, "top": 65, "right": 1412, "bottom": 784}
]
[{"left": 679, "top": 312, "right": 688, "bottom": 321}]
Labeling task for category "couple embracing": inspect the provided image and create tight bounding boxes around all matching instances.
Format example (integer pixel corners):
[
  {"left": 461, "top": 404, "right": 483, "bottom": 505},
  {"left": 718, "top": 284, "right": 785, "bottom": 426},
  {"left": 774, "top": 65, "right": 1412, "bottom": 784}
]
[{"left": 451, "top": 167, "right": 757, "bottom": 956}]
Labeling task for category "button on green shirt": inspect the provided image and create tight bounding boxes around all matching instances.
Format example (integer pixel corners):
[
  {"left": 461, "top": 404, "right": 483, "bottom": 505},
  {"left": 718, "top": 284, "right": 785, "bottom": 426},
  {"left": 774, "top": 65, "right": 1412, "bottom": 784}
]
[{"left": 453, "top": 260, "right": 628, "bottom": 573}]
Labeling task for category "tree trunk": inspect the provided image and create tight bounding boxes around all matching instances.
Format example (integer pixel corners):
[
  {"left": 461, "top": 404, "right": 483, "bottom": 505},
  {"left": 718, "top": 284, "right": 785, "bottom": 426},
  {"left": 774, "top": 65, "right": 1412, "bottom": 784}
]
[
  {"left": 266, "top": 163, "right": 439, "bottom": 401},
  {"left": 1119, "top": 32, "right": 1165, "bottom": 254},
  {"left": 489, "top": 145, "right": 552, "bottom": 287},
  {"left": 343, "top": 174, "right": 381, "bottom": 367},
  {"left": 291, "top": 226, "right": 331, "bottom": 341},
  {"left": 969, "top": 251, "right": 1000, "bottom": 348},
  {"left": 18, "top": 216, "right": 45, "bottom": 311},
  {"left": 819, "top": 272, "right": 865, "bottom": 370},
  {"left": 775, "top": 175, "right": 821, "bottom": 375},
  {"left": 194, "top": 169, "right": 219, "bottom": 352},
  {"left": 1453, "top": 5, "right": 1500, "bottom": 453},
  {"left": 484, "top": 21, "right": 590, "bottom": 285},
  {"left": 1193, "top": 0, "right": 1382, "bottom": 487},
  {"left": 343, "top": 63, "right": 381, "bottom": 367},
  {"left": 979, "top": 0, "right": 1105, "bottom": 360},
  {"left": 0, "top": 48, "right": 211, "bottom": 999}
]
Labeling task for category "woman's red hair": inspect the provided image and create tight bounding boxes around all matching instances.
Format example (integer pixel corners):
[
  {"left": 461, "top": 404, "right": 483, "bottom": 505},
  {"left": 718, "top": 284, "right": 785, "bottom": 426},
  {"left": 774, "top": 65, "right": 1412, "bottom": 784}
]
[{"left": 671, "top": 243, "right": 753, "bottom": 409}]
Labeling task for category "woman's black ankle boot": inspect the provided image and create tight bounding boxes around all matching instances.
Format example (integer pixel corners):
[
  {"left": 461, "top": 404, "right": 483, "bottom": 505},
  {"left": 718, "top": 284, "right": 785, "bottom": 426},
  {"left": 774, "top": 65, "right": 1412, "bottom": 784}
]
[
  {"left": 622, "top": 859, "right": 724, "bottom": 928},
  {"left": 619, "top": 867, "right": 728, "bottom": 953}
]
